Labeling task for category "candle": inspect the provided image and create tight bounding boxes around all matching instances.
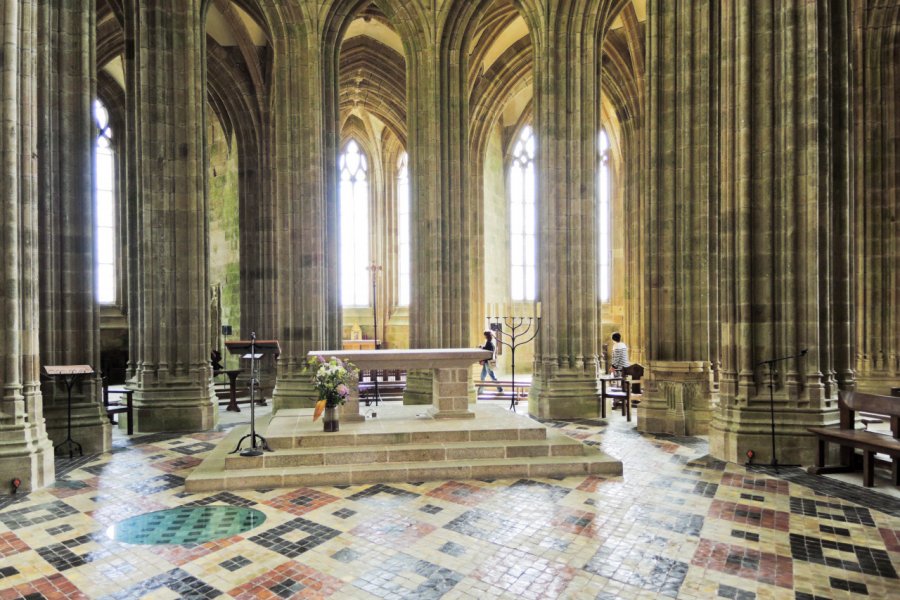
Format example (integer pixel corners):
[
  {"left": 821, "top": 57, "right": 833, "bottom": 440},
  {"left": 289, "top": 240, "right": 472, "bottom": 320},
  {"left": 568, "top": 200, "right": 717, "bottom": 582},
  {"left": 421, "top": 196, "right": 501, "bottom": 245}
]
[{"left": 536, "top": 302, "right": 542, "bottom": 318}]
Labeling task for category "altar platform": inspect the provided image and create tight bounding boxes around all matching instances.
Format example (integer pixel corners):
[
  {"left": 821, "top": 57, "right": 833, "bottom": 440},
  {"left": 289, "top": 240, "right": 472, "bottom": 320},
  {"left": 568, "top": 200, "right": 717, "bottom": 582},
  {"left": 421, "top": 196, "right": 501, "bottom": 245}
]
[{"left": 186, "top": 404, "right": 622, "bottom": 491}]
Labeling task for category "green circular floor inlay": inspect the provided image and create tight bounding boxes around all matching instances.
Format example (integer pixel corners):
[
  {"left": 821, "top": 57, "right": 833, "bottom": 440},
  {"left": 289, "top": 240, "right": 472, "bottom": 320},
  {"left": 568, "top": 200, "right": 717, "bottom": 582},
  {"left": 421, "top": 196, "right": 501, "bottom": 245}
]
[{"left": 108, "top": 506, "right": 266, "bottom": 545}]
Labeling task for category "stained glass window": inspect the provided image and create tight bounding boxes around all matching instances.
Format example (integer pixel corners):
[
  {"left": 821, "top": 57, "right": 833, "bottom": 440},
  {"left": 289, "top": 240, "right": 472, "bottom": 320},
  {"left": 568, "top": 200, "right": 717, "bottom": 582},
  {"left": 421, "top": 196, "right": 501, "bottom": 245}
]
[
  {"left": 340, "top": 140, "right": 370, "bottom": 306},
  {"left": 509, "top": 125, "right": 536, "bottom": 301},
  {"left": 397, "top": 152, "right": 410, "bottom": 306},
  {"left": 598, "top": 130, "right": 611, "bottom": 302},
  {"left": 94, "top": 99, "right": 116, "bottom": 304}
]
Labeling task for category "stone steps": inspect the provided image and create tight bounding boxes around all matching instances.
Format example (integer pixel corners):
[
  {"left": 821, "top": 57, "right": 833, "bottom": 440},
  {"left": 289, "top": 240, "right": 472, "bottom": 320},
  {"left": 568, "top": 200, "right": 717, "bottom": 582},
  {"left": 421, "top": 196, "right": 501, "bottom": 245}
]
[
  {"left": 265, "top": 425, "right": 548, "bottom": 450},
  {"left": 223, "top": 431, "right": 586, "bottom": 470},
  {"left": 188, "top": 449, "right": 621, "bottom": 492},
  {"left": 185, "top": 405, "right": 623, "bottom": 492},
  {"left": 262, "top": 408, "right": 549, "bottom": 450}
]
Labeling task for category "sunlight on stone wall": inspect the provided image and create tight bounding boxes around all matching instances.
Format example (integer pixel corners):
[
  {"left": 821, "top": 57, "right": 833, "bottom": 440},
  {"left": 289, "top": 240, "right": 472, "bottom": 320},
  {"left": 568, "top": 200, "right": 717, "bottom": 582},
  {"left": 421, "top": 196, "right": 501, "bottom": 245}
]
[{"left": 207, "top": 115, "right": 241, "bottom": 350}]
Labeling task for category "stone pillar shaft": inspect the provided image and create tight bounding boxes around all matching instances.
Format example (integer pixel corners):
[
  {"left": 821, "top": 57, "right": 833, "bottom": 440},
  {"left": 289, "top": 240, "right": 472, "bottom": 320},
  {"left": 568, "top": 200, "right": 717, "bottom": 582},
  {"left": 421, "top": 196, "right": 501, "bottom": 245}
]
[
  {"left": 852, "top": 1, "right": 900, "bottom": 393},
  {"left": 529, "top": 4, "right": 608, "bottom": 419},
  {"left": 639, "top": 0, "right": 717, "bottom": 435},
  {"left": 403, "top": 43, "right": 473, "bottom": 406},
  {"left": 270, "top": 24, "right": 341, "bottom": 411},
  {"left": 0, "top": 0, "right": 55, "bottom": 491},
  {"left": 710, "top": 0, "right": 853, "bottom": 465},
  {"left": 123, "top": 0, "right": 216, "bottom": 431},
  {"left": 36, "top": 0, "right": 111, "bottom": 454}
]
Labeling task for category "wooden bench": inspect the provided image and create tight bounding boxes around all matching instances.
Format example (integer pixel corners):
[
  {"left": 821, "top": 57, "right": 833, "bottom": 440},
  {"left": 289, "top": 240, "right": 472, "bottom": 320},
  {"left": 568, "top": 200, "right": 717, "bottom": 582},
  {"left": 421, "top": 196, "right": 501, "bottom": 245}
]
[
  {"left": 359, "top": 369, "right": 406, "bottom": 402},
  {"left": 807, "top": 391, "right": 900, "bottom": 487},
  {"left": 473, "top": 379, "right": 531, "bottom": 401}
]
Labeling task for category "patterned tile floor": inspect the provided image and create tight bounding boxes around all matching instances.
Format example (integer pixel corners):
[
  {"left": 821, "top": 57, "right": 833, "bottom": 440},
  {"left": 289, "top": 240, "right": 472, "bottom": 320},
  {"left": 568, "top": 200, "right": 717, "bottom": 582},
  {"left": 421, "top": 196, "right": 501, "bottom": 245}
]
[{"left": 2, "top": 407, "right": 899, "bottom": 599}]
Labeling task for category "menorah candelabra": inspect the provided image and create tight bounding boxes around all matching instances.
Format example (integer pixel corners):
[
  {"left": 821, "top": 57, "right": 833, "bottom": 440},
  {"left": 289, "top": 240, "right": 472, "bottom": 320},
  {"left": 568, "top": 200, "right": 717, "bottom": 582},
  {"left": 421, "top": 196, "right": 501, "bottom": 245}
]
[{"left": 485, "top": 310, "right": 541, "bottom": 412}]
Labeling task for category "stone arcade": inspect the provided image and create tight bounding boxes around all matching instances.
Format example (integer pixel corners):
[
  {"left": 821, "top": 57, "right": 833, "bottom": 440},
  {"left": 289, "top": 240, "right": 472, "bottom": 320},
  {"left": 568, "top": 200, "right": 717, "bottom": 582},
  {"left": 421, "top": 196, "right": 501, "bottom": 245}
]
[
  {"left": 1, "top": 1, "right": 900, "bottom": 598},
  {"left": 2, "top": 0, "right": 898, "bottom": 491}
]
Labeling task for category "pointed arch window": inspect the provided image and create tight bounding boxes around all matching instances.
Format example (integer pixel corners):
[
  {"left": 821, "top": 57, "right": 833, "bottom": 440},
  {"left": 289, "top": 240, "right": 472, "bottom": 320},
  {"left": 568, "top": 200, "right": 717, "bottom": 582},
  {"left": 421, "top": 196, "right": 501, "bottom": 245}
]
[
  {"left": 94, "top": 99, "right": 116, "bottom": 305},
  {"left": 598, "top": 130, "right": 611, "bottom": 302},
  {"left": 340, "top": 140, "right": 370, "bottom": 306},
  {"left": 397, "top": 152, "right": 410, "bottom": 307},
  {"left": 509, "top": 125, "right": 536, "bottom": 301}
]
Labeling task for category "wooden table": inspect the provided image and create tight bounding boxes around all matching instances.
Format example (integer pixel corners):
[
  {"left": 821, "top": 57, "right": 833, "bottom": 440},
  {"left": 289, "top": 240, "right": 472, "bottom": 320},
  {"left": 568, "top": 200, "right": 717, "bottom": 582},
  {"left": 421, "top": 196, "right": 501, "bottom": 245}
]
[
  {"left": 215, "top": 369, "right": 242, "bottom": 412},
  {"left": 342, "top": 339, "right": 379, "bottom": 350}
]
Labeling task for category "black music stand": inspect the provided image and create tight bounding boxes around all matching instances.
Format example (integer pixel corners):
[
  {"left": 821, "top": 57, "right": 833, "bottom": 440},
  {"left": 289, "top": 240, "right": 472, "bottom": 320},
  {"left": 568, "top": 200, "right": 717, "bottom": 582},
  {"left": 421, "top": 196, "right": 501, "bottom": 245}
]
[
  {"left": 225, "top": 333, "right": 280, "bottom": 457},
  {"left": 750, "top": 349, "right": 807, "bottom": 472},
  {"left": 43, "top": 365, "right": 94, "bottom": 459}
]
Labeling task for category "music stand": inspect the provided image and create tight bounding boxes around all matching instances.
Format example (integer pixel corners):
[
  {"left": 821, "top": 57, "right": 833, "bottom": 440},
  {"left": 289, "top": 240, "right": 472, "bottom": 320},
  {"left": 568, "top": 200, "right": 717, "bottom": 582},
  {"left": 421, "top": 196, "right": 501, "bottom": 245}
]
[
  {"left": 225, "top": 333, "right": 280, "bottom": 457},
  {"left": 43, "top": 365, "right": 94, "bottom": 459}
]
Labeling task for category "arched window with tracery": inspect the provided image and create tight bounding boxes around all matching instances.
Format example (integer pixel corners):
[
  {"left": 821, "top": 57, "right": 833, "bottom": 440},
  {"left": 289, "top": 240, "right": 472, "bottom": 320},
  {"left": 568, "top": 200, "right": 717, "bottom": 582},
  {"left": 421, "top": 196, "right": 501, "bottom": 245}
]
[
  {"left": 597, "top": 130, "right": 611, "bottom": 302},
  {"left": 509, "top": 125, "right": 536, "bottom": 301},
  {"left": 94, "top": 99, "right": 116, "bottom": 304},
  {"left": 396, "top": 151, "right": 410, "bottom": 306},
  {"left": 340, "top": 139, "right": 370, "bottom": 306}
]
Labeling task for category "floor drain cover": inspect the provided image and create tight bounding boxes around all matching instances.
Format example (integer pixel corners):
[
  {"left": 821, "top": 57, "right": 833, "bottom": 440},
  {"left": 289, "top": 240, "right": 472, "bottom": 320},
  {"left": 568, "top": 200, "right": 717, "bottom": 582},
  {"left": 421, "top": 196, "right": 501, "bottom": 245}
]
[{"left": 107, "top": 506, "right": 266, "bottom": 545}]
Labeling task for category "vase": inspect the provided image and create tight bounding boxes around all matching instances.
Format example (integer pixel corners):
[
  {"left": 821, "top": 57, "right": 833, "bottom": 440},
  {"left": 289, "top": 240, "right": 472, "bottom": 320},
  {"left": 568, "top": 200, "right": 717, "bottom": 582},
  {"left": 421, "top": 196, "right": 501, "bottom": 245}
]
[{"left": 323, "top": 406, "right": 339, "bottom": 432}]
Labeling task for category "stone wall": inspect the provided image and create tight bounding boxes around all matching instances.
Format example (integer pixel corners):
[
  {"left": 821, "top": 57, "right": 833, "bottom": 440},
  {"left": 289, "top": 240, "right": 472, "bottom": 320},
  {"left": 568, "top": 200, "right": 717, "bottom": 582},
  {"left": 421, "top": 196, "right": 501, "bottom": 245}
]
[{"left": 208, "top": 114, "right": 241, "bottom": 352}]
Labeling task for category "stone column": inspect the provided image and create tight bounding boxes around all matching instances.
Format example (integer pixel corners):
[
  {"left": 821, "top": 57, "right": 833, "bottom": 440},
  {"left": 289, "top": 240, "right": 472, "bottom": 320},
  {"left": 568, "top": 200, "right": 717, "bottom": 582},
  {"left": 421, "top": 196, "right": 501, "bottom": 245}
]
[
  {"left": 404, "top": 40, "right": 471, "bottom": 406},
  {"left": 269, "top": 19, "right": 342, "bottom": 412},
  {"left": 36, "top": 0, "right": 111, "bottom": 454},
  {"left": 0, "top": 0, "right": 55, "bottom": 490},
  {"left": 852, "top": 1, "right": 900, "bottom": 394},
  {"left": 528, "top": 4, "right": 609, "bottom": 419},
  {"left": 123, "top": 0, "right": 216, "bottom": 431},
  {"left": 709, "top": 1, "right": 853, "bottom": 465},
  {"left": 638, "top": 0, "right": 717, "bottom": 436}
]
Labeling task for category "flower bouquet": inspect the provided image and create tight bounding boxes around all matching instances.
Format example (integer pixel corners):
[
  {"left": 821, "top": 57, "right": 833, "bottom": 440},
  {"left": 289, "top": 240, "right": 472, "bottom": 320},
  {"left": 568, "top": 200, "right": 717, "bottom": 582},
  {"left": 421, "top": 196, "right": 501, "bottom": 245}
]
[{"left": 307, "top": 355, "right": 357, "bottom": 431}]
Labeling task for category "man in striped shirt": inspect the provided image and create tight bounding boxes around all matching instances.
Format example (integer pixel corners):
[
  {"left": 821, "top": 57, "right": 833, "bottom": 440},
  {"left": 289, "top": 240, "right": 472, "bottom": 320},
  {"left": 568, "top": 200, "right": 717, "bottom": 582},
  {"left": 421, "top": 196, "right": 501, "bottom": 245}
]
[{"left": 610, "top": 332, "right": 630, "bottom": 377}]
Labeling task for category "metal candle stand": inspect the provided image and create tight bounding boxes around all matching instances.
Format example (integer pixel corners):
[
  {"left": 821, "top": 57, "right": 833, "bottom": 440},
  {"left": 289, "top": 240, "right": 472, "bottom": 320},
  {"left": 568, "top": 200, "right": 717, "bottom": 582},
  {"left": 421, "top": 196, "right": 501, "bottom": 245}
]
[
  {"left": 226, "top": 332, "right": 279, "bottom": 457},
  {"left": 485, "top": 314, "right": 541, "bottom": 412},
  {"left": 365, "top": 263, "right": 383, "bottom": 406}
]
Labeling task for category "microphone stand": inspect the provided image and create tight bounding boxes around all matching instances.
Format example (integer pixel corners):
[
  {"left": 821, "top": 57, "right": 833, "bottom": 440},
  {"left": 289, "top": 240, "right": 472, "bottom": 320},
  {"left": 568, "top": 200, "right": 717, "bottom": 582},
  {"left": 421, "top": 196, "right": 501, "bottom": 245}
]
[{"left": 753, "top": 349, "right": 807, "bottom": 472}]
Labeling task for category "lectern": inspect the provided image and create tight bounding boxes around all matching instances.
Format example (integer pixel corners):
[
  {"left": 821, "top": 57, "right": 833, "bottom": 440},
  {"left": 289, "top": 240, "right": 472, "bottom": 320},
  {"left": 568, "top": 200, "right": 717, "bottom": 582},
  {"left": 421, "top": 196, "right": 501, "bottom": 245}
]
[
  {"left": 225, "top": 333, "right": 280, "bottom": 457},
  {"left": 43, "top": 365, "right": 94, "bottom": 459}
]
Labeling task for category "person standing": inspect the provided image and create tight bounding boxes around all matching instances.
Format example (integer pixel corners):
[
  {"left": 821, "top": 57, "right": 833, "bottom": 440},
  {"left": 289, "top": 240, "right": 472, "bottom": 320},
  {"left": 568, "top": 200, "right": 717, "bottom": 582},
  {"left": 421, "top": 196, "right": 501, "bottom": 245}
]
[
  {"left": 479, "top": 330, "right": 503, "bottom": 393},
  {"left": 610, "top": 332, "right": 630, "bottom": 377}
]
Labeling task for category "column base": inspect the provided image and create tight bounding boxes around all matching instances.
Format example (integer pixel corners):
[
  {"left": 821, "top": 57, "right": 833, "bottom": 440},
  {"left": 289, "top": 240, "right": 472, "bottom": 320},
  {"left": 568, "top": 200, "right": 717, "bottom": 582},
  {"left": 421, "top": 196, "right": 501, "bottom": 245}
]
[
  {"left": 129, "top": 382, "right": 217, "bottom": 433},
  {"left": 403, "top": 370, "right": 432, "bottom": 405},
  {"left": 44, "top": 403, "right": 112, "bottom": 455},
  {"left": 709, "top": 403, "right": 840, "bottom": 465},
  {"left": 637, "top": 361, "right": 713, "bottom": 436},
  {"left": 529, "top": 367, "right": 601, "bottom": 419},
  {"left": 272, "top": 374, "right": 318, "bottom": 413},
  {"left": 854, "top": 373, "right": 899, "bottom": 395},
  {"left": 0, "top": 423, "right": 55, "bottom": 492}
]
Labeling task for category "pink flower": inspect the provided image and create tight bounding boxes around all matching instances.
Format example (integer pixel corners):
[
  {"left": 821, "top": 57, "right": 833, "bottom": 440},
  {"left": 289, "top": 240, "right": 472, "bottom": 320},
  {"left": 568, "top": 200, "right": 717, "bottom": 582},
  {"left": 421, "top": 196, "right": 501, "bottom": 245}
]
[
  {"left": 317, "top": 356, "right": 326, "bottom": 363},
  {"left": 337, "top": 384, "right": 349, "bottom": 397}
]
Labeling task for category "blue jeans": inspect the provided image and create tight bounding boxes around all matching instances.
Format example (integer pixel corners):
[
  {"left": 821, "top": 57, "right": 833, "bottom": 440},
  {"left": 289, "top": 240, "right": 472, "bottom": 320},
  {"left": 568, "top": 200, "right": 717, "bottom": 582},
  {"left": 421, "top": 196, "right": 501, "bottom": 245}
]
[{"left": 480, "top": 363, "right": 502, "bottom": 391}]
